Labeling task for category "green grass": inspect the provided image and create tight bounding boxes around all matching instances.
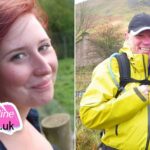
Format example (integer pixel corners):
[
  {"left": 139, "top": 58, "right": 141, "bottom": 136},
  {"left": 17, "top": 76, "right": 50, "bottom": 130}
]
[
  {"left": 54, "top": 58, "right": 74, "bottom": 114},
  {"left": 37, "top": 58, "right": 74, "bottom": 129}
]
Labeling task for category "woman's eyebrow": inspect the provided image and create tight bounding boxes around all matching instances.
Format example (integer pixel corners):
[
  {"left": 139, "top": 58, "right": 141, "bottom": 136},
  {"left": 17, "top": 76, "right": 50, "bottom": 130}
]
[
  {"left": 39, "top": 38, "right": 51, "bottom": 43},
  {"left": 1, "top": 38, "right": 51, "bottom": 58},
  {"left": 2, "top": 46, "right": 27, "bottom": 58}
]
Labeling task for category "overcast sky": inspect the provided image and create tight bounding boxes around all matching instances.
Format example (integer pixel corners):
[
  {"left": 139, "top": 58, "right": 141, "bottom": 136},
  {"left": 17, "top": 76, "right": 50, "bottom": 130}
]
[{"left": 75, "top": 0, "right": 87, "bottom": 4}]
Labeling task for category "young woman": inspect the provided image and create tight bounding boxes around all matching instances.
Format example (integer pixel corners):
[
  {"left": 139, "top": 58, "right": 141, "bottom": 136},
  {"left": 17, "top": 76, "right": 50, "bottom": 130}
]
[{"left": 0, "top": 0, "right": 58, "bottom": 149}]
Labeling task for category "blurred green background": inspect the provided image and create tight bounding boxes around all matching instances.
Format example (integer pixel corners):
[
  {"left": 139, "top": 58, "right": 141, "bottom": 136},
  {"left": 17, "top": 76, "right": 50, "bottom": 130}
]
[{"left": 37, "top": 0, "right": 74, "bottom": 129}]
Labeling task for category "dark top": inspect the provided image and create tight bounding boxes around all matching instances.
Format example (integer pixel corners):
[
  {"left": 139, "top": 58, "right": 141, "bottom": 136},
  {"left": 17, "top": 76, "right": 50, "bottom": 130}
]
[{"left": 0, "top": 109, "right": 41, "bottom": 150}]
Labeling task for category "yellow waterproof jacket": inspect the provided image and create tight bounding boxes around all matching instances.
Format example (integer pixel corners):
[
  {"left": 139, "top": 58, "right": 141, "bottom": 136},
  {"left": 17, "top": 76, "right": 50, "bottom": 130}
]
[{"left": 80, "top": 42, "right": 150, "bottom": 150}]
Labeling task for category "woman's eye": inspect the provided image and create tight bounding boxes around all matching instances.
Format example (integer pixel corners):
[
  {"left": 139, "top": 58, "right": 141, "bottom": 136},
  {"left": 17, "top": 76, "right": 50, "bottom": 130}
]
[
  {"left": 38, "top": 44, "right": 50, "bottom": 52},
  {"left": 10, "top": 53, "right": 26, "bottom": 61}
]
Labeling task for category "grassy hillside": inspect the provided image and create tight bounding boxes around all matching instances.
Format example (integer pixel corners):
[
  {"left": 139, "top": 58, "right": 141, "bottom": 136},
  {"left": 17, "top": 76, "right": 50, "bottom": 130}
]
[
  {"left": 76, "top": 0, "right": 150, "bottom": 16},
  {"left": 76, "top": 0, "right": 150, "bottom": 33}
]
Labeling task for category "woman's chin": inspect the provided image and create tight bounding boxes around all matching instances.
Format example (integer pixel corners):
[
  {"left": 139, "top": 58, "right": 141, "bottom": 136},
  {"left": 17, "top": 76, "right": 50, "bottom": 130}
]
[
  {"left": 39, "top": 93, "right": 54, "bottom": 106},
  {"left": 30, "top": 90, "right": 54, "bottom": 107}
]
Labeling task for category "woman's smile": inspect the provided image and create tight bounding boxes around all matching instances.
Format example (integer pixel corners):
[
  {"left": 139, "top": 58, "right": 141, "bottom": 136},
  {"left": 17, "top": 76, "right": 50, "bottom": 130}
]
[{"left": 30, "top": 78, "right": 51, "bottom": 91}]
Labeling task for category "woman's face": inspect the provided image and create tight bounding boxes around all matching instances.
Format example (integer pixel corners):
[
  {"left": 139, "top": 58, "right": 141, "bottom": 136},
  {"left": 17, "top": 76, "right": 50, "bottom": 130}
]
[{"left": 0, "top": 13, "right": 58, "bottom": 108}]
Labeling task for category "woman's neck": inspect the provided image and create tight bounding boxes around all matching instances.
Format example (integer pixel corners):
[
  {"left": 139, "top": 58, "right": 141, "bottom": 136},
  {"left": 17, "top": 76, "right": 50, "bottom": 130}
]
[{"left": 17, "top": 106, "right": 30, "bottom": 123}]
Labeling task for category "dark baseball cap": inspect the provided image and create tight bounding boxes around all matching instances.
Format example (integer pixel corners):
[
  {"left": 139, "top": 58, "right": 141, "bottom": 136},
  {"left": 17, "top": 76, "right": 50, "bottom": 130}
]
[{"left": 128, "top": 13, "right": 150, "bottom": 36}]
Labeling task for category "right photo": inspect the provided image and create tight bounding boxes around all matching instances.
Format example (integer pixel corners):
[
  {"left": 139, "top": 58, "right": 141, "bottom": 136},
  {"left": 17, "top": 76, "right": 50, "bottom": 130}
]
[{"left": 76, "top": 0, "right": 150, "bottom": 150}]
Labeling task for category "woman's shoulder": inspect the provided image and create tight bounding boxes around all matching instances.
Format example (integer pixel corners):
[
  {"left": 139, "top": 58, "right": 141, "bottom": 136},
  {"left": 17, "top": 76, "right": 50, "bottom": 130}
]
[{"left": 0, "top": 109, "right": 41, "bottom": 150}]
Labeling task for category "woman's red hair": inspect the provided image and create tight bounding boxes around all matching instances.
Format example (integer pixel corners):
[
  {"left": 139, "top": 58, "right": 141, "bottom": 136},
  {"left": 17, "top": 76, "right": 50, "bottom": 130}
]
[{"left": 0, "top": 0, "right": 48, "bottom": 43}]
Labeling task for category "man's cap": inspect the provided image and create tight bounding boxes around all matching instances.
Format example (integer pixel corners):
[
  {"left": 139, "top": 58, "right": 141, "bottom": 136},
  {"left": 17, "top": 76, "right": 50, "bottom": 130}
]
[{"left": 128, "top": 13, "right": 150, "bottom": 36}]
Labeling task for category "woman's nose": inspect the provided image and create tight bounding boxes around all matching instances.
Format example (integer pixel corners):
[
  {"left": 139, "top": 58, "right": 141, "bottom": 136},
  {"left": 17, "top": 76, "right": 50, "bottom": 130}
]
[{"left": 32, "top": 54, "right": 51, "bottom": 76}]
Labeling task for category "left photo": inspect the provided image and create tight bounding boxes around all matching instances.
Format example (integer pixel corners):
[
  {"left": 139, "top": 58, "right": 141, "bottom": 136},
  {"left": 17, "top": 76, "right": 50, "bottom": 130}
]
[{"left": 0, "top": 0, "right": 74, "bottom": 150}]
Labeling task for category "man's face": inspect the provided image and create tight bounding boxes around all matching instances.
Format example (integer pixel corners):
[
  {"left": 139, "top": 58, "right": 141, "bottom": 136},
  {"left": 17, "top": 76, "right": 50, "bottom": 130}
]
[{"left": 126, "top": 30, "right": 150, "bottom": 55}]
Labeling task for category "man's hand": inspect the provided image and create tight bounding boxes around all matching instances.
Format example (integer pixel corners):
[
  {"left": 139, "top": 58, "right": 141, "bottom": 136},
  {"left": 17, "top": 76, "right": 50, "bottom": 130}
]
[{"left": 137, "top": 85, "right": 150, "bottom": 101}]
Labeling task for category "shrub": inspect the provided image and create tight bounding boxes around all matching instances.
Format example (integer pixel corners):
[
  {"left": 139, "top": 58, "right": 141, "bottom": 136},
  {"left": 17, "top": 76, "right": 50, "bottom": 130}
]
[{"left": 90, "top": 21, "right": 124, "bottom": 59}]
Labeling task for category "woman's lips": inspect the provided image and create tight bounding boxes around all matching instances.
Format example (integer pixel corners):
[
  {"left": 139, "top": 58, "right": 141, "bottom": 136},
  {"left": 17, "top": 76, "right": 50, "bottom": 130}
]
[{"left": 31, "top": 80, "right": 51, "bottom": 91}]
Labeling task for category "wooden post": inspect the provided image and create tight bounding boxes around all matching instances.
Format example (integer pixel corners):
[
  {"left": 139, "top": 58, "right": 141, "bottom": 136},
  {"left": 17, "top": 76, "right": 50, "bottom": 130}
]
[{"left": 41, "top": 113, "right": 72, "bottom": 150}]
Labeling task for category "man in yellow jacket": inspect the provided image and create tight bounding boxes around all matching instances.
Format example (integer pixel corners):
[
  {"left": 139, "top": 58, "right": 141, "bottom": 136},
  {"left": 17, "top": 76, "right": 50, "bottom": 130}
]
[{"left": 80, "top": 13, "right": 150, "bottom": 150}]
